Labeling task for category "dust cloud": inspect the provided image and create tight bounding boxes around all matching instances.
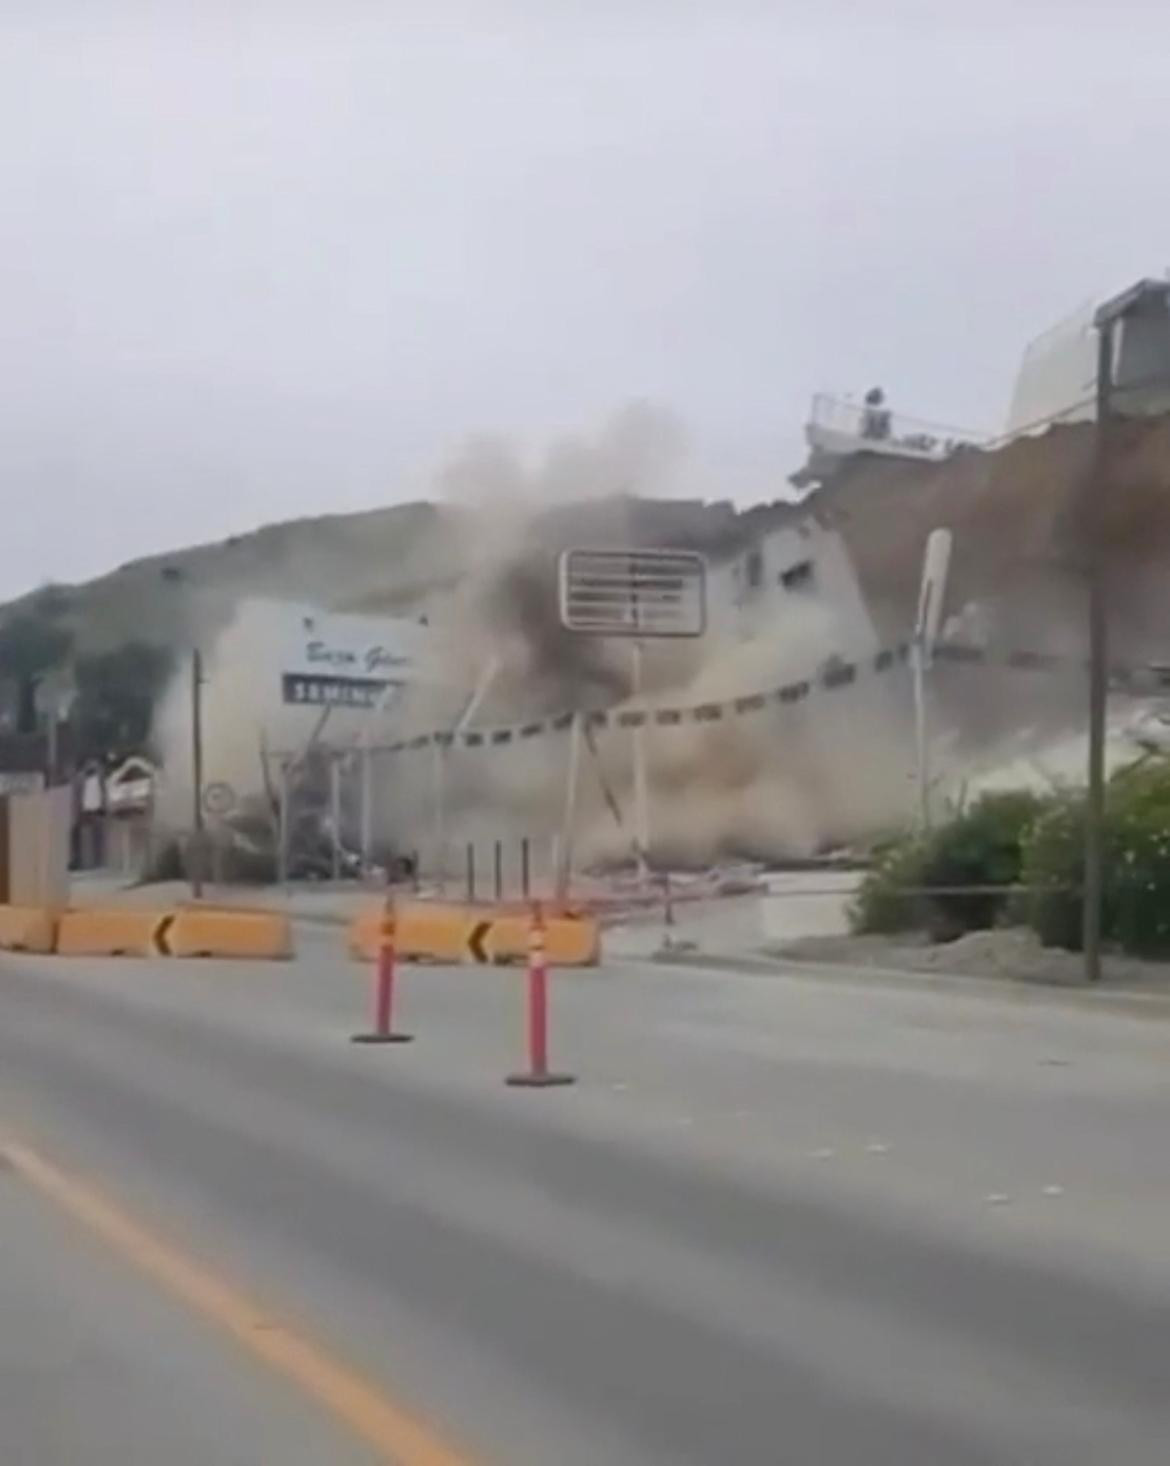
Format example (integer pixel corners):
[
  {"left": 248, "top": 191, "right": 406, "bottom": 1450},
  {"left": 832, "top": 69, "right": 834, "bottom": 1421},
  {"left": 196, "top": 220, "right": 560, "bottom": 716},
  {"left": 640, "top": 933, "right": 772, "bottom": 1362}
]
[{"left": 152, "top": 403, "right": 914, "bottom": 867}]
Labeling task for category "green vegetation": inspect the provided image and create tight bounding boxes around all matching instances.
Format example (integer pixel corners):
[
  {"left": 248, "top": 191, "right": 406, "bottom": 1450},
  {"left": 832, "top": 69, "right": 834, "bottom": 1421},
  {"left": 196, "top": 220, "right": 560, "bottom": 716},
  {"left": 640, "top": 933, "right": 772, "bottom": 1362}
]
[
  {"left": 0, "top": 588, "right": 75, "bottom": 730},
  {"left": 851, "top": 791, "right": 1044, "bottom": 941},
  {"left": 72, "top": 642, "right": 174, "bottom": 762},
  {"left": 0, "top": 589, "right": 172, "bottom": 760},
  {"left": 853, "top": 760, "right": 1170, "bottom": 961}
]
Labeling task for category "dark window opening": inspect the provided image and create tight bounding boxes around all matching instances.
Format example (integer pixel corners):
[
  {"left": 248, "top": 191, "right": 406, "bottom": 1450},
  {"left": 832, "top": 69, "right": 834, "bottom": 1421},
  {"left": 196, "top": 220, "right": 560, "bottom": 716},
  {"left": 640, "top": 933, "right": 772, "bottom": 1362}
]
[
  {"left": 780, "top": 559, "right": 814, "bottom": 591},
  {"left": 745, "top": 549, "right": 764, "bottom": 589}
]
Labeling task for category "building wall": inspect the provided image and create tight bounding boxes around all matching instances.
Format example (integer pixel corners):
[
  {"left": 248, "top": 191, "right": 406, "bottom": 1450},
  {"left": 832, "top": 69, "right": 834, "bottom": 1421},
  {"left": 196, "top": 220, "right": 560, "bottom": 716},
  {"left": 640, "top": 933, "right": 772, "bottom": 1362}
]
[{"left": 709, "top": 515, "right": 879, "bottom": 656}]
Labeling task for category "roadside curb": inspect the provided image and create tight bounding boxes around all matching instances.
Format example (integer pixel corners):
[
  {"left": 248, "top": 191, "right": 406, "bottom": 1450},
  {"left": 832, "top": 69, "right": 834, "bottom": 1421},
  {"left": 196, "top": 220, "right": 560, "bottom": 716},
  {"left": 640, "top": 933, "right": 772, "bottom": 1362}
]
[{"left": 649, "top": 945, "right": 1170, "bottom": 1016}]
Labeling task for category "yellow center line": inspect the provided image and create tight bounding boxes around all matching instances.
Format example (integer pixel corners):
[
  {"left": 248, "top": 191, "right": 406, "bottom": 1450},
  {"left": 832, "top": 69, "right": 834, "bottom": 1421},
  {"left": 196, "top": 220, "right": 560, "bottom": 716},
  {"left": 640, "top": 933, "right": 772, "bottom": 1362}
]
[{"left": 1, "top": 1134, "right": 476, "bottom": 1466}]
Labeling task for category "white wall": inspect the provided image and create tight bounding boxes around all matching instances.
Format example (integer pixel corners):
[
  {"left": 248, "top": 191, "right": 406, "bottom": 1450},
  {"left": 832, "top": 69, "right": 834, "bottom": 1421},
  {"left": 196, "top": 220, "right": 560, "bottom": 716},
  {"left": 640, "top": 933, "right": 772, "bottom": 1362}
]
[
  {"left": 710, "top": 516, "right": 879, "bottom": 657},
  {"left": 1005, "top": 291, "right": 1170, "bottom": 437}
]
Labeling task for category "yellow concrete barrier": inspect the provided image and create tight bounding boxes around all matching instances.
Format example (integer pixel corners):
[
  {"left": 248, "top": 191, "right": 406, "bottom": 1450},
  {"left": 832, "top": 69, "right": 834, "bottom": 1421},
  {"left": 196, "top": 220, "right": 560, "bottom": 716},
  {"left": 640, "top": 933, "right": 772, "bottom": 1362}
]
[
  {"left": 348, "top": 900, "right": 600, "bottom": 967},
  {"left": 0, "top": 904, "right": 58, "bottom": 954},
  {"left": 166, "top": 906, "right": 293, "bottom": 960},
  {"left": 481, "top": 910, "right": 601, "bottom": 967},
  {"left": 55, "top": 908, "right": 174, "bottom": 958}
]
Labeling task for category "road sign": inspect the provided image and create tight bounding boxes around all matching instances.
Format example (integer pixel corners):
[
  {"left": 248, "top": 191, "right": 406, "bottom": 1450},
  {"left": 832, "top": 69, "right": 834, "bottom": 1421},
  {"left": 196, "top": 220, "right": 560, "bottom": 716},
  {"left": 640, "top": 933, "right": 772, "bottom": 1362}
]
[
  {"left": 557, "top": 548, "right": 706, "bottom": 638},
  {"left": 915, "top": 527, "right": 953, "bottom": 666},
  {"left": 201, "top": 781, "right": 237, "bottom": 818}
]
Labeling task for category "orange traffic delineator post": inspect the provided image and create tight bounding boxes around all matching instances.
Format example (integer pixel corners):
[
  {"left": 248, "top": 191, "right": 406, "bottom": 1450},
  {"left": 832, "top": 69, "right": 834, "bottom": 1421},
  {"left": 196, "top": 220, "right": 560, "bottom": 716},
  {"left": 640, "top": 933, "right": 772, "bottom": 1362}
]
[
  {"left": 506, "top": 902, "right": 574, "bottom": 1089},
  {"left": 351, "top": 899, "right": 413, "bottom": 1046}
]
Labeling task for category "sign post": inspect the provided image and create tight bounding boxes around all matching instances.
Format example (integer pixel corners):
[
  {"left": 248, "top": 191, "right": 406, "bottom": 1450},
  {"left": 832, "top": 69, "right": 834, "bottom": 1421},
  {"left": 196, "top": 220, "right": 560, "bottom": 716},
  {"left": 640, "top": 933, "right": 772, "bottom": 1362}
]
[
  {"left": 557, "top": 548, "right": 706, "bottom": 876},
  {"left": 912, "top": 528, "right": 953, "bottom": 830}
]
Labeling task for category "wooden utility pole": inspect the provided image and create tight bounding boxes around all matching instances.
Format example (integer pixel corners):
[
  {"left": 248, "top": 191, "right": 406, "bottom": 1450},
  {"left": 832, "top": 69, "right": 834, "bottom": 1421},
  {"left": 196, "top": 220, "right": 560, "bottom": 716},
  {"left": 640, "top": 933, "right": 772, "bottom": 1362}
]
[
  {"left": 1081, "top": 325, "right": 1114, "bottom": 982},
  {"left": 1082, "top": 279, "right": 1170, "bottom": 981},
  {"left": 191, "top": 649, "right": 205, "bottom": 899}
]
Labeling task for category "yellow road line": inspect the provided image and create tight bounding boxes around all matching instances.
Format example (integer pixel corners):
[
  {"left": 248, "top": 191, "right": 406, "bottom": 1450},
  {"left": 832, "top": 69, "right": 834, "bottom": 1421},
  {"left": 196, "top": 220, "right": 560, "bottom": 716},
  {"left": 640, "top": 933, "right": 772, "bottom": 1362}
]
[{"left": 1, "top": 1135, "right": 475, "bottom": 1466}]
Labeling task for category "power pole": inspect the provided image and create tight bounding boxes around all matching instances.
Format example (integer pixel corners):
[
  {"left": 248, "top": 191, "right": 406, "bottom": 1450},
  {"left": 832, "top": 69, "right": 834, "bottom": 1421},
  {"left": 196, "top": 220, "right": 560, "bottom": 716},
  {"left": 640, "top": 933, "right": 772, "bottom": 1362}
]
[
  {"left": 1083, "top": 278, "right": 1170, "bottom": 981},
  {"left": 191, "top": 649, "right": 205, "bottom": 899}
]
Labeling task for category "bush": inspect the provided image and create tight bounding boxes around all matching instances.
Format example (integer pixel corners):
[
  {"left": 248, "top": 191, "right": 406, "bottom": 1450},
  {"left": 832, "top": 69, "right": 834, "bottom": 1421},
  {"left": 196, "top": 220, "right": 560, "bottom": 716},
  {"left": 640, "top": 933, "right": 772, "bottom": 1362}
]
[
  {"left": 852, "top": 791, "right": 1047, "bottom": 940},
  {"left": 1019, "top": 793, "right": 1085, "bottom": 950},
  {"left": 1020, "top": 756, "right": 1170, "bottom": 956},
  {"left": 918, "top": 790, "right": 1047, "bottom": 940},
  {"left": 849, "top": 834, "right": 928, "bottom": 935}
]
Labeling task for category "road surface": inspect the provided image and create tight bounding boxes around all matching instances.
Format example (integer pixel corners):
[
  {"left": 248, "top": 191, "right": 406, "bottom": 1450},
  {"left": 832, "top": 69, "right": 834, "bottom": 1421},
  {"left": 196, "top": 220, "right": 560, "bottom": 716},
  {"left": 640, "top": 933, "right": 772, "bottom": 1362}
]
[{"left": 2, "top": 927, "right": 1168, "bottom": 1464}]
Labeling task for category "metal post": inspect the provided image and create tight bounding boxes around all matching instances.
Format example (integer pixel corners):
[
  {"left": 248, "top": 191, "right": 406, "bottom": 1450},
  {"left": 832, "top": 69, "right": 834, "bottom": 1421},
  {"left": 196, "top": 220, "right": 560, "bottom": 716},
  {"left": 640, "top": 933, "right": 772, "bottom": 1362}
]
[
  {"left": 277, "top": 759, "right": 290, "bottom": 889},
  {"left": 330, "top": 755, "right": 342, "bottom": 882},
  {"left": 913, "top": 642, "right": 930, "bottom": 830},
  {"left": 520, "top": 836, "right": 531, "bottom": 899},
  {"left": 360, "top": 730, "right": 373, "bottom": 872},
  {"left": 466, "top": 841, "right": 475, "bottom": 902},
  {"left": 432, "top": 741, "right": 446, "bottom": 892},
  {"left": 191, "top": 649, "right": 205, "bottom": 899},
  {"left": 630, "top": 643, "right": 650, "bottom": 874},
  {"left": 1083, "top": 322, "right": 1114, "bottom": 983},
  {"left": 493, "top": 838, "right": 503, "bottom": 902},
  {"left": 557, "top": 710, "right": 582, "bottom": 898}
]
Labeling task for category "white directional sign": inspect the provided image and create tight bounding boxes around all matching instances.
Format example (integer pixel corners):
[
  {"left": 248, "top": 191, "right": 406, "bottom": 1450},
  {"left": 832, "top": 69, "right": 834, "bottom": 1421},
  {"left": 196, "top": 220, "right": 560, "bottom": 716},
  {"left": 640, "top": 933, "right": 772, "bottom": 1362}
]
[{"left": 557, "top": 548, "right": 707, "bottom": 638}]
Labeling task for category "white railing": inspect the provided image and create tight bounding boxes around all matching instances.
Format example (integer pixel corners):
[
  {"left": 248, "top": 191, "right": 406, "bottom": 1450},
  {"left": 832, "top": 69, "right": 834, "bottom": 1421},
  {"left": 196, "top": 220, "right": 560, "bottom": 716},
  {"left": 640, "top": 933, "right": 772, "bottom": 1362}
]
[{"left": 809, "top": 393, "right": 989, "bottom": 460}]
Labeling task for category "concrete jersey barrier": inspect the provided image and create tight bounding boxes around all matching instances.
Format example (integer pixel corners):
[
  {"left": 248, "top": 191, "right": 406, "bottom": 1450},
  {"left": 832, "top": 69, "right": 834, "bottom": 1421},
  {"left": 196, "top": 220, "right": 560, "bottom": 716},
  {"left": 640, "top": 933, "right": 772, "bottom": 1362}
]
[
  {"left": 348, "top": 900, "right": 600, "bottom": 968},
  {"left": 0, "top": 904, "right": 59, "bottom": 954}
]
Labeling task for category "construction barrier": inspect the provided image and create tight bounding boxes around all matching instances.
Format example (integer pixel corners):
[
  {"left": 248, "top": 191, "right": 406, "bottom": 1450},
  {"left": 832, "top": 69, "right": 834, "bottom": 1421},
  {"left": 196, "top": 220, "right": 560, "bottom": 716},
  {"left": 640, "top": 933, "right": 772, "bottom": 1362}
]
[
  {"left": 166, "top": 906, "right": 293, "bottom": 960},
  {"left": 348, "top": 899, "right": 600, "bottom": 968},
  {"left": 0, "top": 904, "right": 59, "bottom": 954},
  {"left": 55, "top": 907, "right": 175, "bottom": 958}
]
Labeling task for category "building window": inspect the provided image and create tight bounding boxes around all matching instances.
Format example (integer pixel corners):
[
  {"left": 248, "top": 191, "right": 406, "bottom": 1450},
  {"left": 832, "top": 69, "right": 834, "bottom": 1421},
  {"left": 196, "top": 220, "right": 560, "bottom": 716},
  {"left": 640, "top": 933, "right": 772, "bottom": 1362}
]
[
  {"left": 745, "top": 548, "right": 764, "bottom": 590},
  {"left": 780, "top": 559, "right": 814, "bottom": 592}
]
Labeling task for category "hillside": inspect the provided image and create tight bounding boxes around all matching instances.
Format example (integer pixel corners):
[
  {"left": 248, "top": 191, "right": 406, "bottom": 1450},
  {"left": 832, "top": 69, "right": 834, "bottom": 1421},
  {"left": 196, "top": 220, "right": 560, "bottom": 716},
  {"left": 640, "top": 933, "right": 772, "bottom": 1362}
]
[{"left": 8, "top": 412, "right": 1170, "bottom": 681}]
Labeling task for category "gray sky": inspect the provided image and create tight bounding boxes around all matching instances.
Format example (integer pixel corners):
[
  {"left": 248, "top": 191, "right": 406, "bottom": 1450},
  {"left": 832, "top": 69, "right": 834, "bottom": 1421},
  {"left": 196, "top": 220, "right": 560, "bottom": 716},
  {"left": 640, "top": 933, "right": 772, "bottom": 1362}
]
[{"left": 2, "top": 1, "right": 1167, "bottom": 598}]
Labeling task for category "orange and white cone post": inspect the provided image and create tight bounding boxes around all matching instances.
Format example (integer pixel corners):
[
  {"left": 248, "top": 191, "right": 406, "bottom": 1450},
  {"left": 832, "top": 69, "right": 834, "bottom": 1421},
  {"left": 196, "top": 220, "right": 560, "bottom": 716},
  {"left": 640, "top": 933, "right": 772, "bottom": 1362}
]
[
  {"left": 352, "top": 897, "right": 414, "bottom": 1045},
  {"left": 507, "top": 901, "right": 575, "bottom": 1088}
]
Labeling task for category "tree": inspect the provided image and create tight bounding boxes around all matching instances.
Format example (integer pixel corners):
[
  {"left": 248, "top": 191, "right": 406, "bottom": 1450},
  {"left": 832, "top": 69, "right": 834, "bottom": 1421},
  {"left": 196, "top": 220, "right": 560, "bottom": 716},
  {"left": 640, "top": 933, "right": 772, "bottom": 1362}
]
[
  {"left": 0, "top": 601, "right": 74, "bottom": 732},
  {"left": 72, "top": 642, "right": 173, "bottom": 762}
]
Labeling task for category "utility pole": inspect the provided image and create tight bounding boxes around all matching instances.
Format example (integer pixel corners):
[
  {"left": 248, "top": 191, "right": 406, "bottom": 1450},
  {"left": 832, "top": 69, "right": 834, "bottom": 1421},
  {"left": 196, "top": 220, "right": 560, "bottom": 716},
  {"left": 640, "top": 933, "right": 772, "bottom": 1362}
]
[
  {"left": 1082, "top": 325, "right": 1113, "bottom": 983},
  {"left": 191, "top": 649, "right": 205, "bottom": 899},
  {"left": 1083, "top": 279, "right": 1170, "bottom": 982}
]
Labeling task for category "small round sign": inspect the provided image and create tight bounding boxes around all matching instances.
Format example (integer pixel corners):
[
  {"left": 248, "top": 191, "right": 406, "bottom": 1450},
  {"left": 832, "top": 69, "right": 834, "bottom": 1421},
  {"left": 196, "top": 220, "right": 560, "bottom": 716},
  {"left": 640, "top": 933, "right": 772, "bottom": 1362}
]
[{"left": 201, "top": 781, "right": 237, "bottom": 818}]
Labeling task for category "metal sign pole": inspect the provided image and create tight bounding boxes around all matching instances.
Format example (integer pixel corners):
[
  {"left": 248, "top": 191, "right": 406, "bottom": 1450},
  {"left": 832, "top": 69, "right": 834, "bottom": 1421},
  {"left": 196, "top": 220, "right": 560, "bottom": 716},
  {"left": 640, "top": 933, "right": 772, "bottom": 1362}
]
[
  {"left": 630, "top": 643, "right": 651, "bottom": 874},
  {"left": 277, "top": 759, "right": 290, "bottom": 890},
  {"left": 912, "top": 529, "right": 952, "bottom": 832},
  {"left": 557, "top": 711, "right": 583, "bottom": 898},
  {"left": 330, "top": 755, "right": 342, "bottom": 882}
]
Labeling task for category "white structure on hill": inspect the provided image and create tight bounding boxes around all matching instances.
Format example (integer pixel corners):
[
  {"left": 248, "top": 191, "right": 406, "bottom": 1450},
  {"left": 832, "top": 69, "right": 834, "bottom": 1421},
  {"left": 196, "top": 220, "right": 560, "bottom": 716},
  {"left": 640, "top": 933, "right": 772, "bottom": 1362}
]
[{"left": 1005, "top": 275, "right": 1170, "bottom": 437}]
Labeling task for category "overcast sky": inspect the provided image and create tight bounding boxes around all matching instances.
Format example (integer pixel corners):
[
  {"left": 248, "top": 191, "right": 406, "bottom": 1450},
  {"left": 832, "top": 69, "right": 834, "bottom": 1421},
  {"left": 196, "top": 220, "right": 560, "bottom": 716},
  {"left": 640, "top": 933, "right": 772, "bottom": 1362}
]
[{"left": 2, "top": 1, "right": 1168, "bottom": 598}]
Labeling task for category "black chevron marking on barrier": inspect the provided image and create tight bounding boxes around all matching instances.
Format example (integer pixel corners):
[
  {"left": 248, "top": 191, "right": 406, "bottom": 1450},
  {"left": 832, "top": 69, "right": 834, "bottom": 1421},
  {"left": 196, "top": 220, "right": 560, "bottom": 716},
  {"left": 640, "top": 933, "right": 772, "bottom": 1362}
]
[
  {"left": 467, "top": 920, "right": 492, "bottom": 963},
  {"left": 153, "top": 913, "right": 175, "bottom": 957}
]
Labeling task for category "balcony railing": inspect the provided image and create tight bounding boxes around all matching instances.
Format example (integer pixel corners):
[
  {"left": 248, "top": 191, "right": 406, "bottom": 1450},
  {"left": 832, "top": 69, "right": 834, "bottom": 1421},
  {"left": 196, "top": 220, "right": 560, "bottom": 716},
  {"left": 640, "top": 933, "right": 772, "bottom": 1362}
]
[{"left": 808, "top": 393, "right": 989, "bottom": 462}]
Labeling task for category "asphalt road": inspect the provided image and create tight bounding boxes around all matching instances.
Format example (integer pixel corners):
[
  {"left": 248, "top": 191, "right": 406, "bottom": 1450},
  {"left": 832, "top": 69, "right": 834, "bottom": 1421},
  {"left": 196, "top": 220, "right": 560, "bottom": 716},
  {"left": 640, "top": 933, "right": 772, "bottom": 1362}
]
[{"left": 2, "top": 929, "right": 1169, "bottom": 1464}]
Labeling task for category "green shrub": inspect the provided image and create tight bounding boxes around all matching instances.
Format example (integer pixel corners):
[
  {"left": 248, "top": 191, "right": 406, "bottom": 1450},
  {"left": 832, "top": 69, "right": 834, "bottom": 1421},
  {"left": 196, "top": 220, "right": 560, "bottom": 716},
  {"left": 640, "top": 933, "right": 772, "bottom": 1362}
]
[
  {"left": 852, "top": 791, "right": 1047, "bottom": 940},
  {"left": 917, "top": 790, "right": 1047, "bottom": 940},
  {"left": 1020, "top": 755, "right": 1170, "bottom": 955},
  {"left": 849, "top": 834, "right": 928, "bottom": 935},
  {"left": 1019, "top": 792, "right": 1086, "bottom": 950}
]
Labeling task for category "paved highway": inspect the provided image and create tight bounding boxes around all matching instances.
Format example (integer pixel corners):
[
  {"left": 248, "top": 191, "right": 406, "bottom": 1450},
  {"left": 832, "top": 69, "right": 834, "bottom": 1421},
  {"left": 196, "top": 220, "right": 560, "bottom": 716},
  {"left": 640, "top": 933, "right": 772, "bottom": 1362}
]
[{"left": 2, "top": 928, "right": 1169, "bottom": 1464}]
